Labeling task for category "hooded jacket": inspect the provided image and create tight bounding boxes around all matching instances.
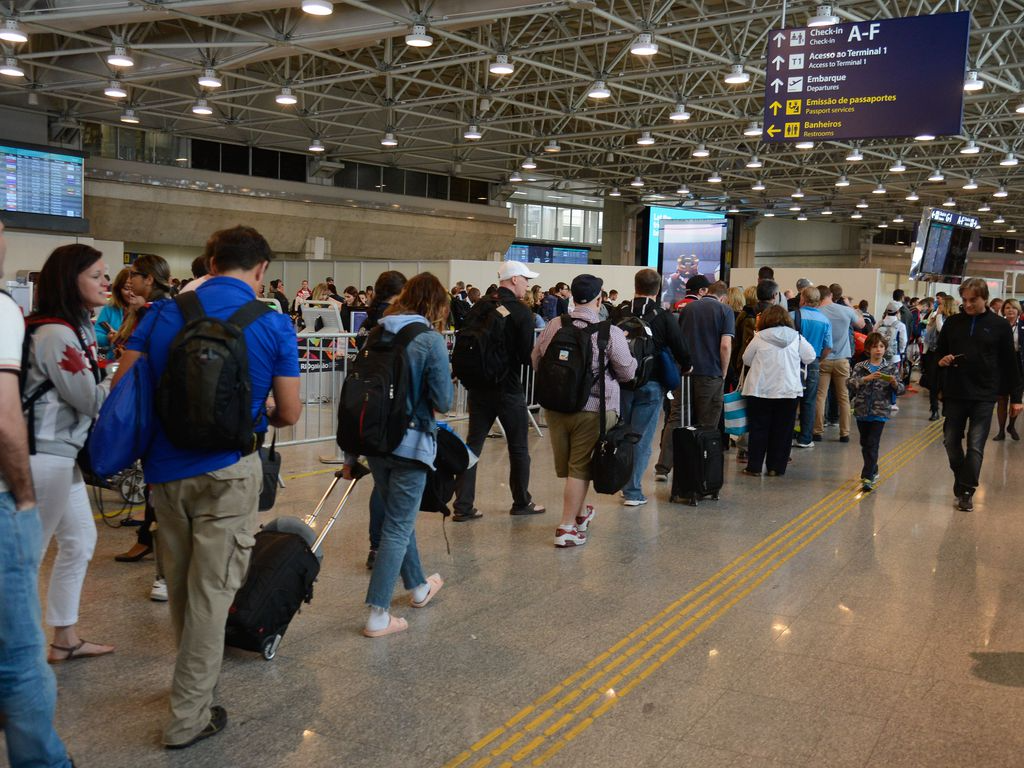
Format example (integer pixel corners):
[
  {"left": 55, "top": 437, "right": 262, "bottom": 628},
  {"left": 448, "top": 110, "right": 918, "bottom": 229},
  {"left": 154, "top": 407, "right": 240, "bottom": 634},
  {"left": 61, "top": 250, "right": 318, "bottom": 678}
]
[
  {"left": 877, "top": 315, "right": 908, "bottom": 361},
  {"left": 741, "top": 325, "right": 816, "bottom": 399}
]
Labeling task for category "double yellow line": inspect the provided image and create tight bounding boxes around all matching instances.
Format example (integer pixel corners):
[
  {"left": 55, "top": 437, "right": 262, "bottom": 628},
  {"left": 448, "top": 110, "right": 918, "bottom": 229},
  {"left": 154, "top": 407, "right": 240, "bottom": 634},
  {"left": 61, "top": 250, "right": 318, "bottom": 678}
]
[{"left": 445, "top": 420, "right": 945, "bottom": 768}]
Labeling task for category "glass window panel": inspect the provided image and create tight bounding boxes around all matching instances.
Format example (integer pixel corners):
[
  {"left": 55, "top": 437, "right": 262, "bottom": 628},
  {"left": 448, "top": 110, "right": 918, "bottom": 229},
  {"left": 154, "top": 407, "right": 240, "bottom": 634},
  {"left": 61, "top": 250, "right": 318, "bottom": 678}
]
[
  {"left": 597, "top": 211, "right": 603, "bottom": 244},
  {"left": 252, "top": 148, "right": 279, "bottom": 178},
  {"left": 279, "top": 151, "right": 306, "bottom": 181},
  {"left": 144, "top": 131, "right": 176, "bottom": 166},
  {"left": 426, "top": 174, "right": 449, "bottom": 199},
  {"left": 450, "top": 176, "right": 470, "bottom": 202},
  {"left": 571, "top": 209, "right": 584, "bottom": 242},
  {"left": 117, "top": 126, "right": 145, "bottom": 162},
  {"left": 334, "top": 161, "right": 358, "bottom": 189},
  {"left": 526, "top": 205, "right": 542, "bottom": 239},
  {"left": 405, "top": 170, "right": 427, "bottom": 197},
  {"left": 357, "top": 164, "right": 381, "bottom": 191},
  {"left": 221, "top": 143, "right": 249, "bottom": 175},
  {"left": 381, "top": 165, "right": 405, "bottom": 195},
  {"left": 191, "top": 139, "right": 219, "bottom": 171},
  {"left": 541, "top": 206, "right": 557, "bottom": 240},
  {"left": 469, "top": 179, "right": 489, "bottom": 204}
]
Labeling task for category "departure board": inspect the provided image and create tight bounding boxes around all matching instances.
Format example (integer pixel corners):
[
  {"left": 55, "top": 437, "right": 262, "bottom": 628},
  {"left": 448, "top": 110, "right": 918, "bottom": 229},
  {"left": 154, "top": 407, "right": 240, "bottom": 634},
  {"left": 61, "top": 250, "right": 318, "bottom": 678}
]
[{"left": 2, "top": 143, "right": 85, "bottom": 218}]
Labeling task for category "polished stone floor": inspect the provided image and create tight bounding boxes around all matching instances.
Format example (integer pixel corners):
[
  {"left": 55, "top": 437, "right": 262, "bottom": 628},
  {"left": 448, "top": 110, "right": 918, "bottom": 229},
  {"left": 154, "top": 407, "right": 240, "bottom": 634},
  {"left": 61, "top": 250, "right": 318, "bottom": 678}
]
[{"left": 11, "top": 386, "right": 1024, "bottom": 768}]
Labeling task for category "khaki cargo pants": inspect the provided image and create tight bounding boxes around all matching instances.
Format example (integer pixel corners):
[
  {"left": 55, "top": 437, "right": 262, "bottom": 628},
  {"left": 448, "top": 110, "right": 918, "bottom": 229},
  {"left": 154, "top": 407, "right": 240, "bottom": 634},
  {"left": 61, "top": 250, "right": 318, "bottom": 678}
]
[{"left": 150, "top": 452, "right": 261, "bottom": 746}]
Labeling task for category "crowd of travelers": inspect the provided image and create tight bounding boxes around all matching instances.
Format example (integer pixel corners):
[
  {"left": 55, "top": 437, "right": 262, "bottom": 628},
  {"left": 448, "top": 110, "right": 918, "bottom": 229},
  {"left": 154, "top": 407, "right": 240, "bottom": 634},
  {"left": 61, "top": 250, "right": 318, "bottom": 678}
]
[{"left": 1, "top": 218, "right": 1021, "bottom": 764}]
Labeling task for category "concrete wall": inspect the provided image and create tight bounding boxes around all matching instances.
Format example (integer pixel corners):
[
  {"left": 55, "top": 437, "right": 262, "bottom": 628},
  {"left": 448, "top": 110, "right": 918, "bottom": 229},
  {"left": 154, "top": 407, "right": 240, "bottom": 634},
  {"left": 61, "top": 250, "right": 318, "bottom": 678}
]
[
  {"left": 754, "top": 218, "right": 860, "bottom": 256},
  {"left": 2, "top": 230, "right": 124, "bottom": 278},
  {"left": 731, "top": 267, "right": 884, "bottom": 318}
]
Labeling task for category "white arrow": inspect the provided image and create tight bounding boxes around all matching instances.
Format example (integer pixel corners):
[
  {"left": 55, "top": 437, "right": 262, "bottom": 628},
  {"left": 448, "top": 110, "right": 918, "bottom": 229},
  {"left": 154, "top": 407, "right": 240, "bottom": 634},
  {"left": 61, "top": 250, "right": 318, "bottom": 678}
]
[
  {"left": 771, "top": 78, "right": 783, "bottom": 93},
  {"left": 773, "top": 32, "right": 786, "bottom": 46},
  {"left": 772, "top": 55, "right": 785, "bottom": 70}
]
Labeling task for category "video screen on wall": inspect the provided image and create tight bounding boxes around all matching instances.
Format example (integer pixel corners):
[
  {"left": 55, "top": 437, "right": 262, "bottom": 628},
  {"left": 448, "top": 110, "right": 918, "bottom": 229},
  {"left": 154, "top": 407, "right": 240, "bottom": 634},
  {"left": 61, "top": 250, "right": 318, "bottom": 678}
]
[
  {"left": 642, "top": 207, "right": 727, "bottom": 307},
  {"left": 2, "top": 141, "right": 85, "bottom": 218},
  {"left": 909, "top": 208, "right": 978, "bottom": 281},
  {"left": 504, "top": 243, "right": 589, "bottom": 264}
]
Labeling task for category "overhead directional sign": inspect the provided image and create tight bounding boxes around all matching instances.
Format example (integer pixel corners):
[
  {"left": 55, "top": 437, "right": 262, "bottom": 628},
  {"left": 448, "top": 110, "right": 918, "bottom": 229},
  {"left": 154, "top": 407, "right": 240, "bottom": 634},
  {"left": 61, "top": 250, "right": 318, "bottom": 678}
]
[{"left": 762, "top": 12, "right": 969, "bottom": 143}]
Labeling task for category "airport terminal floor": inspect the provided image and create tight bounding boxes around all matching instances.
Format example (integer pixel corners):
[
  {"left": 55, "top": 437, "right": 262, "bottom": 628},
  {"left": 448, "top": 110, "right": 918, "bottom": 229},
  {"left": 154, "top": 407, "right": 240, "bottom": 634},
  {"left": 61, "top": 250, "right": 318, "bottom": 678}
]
[{"left": 25, "top": 387, "right": 1024, "bottom": 768}]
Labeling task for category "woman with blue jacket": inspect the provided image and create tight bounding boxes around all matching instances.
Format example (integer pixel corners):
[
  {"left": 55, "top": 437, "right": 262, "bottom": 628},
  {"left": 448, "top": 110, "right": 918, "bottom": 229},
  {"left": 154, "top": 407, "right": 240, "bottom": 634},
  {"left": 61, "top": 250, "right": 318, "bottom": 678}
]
[
  {"left": 345, "top": 272, "right": 453, "bottom": 637},
  {"left": 94, "top": 267, "right": 136, "bottom": 355}
]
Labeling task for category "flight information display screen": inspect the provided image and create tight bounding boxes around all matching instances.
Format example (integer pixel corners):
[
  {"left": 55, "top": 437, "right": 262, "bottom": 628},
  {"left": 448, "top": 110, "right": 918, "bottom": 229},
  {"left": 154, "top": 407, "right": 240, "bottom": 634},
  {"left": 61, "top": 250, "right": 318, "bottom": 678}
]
[
  {"left": 2, "top": 143, "right": 85, "bottom": 218},
  {"left": 504, "top": 243, "right": 589, "bottom": 264}
]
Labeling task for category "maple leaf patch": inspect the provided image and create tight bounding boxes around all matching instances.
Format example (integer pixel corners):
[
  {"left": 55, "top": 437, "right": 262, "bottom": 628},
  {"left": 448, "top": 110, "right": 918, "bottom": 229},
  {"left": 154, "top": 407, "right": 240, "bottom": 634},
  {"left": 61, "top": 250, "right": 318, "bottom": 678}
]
[{"left": 58, "top": 345, "right": 88, "bottom": 375}]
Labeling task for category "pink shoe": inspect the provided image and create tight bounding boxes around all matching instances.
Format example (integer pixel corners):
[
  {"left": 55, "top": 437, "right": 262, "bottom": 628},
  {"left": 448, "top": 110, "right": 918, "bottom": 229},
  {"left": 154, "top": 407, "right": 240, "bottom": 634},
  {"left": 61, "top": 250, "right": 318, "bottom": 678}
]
[
  {"left": 411, "top": 573, "right": 444, "bottom": 608},
  {"left": 362, "top": 615, "right": 409, "bottom": 638}
]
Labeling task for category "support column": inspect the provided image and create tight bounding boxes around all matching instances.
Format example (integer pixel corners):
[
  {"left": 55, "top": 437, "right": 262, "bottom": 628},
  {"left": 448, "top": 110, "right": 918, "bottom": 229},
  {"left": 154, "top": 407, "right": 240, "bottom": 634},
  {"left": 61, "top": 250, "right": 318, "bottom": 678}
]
[
  {"left": 600, "top": 199, "right": 636, "bottom": 265},
  {"left": 734, "top": 217, "right": 758, "bottom": 270}
]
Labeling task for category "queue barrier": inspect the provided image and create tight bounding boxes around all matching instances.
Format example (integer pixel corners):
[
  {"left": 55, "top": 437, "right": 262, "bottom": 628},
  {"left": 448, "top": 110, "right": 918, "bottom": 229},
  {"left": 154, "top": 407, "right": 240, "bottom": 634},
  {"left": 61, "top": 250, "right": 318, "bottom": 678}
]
[{"left": 278, "top": 329, "right": 543, "bottom": 448}]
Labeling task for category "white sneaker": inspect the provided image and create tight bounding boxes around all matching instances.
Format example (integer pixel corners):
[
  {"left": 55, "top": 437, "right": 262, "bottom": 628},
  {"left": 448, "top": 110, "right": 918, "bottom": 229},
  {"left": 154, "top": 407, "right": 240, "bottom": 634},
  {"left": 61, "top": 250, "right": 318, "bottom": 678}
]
[
  {"left": 655, "top": 473, "right": 669, "bottom": 483},
  {"left": 554, "top": 525, "right": 586, "bottom": 548},
  {"left": 575, "top": 504, "right": 596, "bottom": 532},
  {"left": 623, "top": 498, "right": 648, "bottom": 507},
  {"left": 890, "top": 404, "right": 899, "bottom": 412},
  {"left": 150, "top": 577, "right": 168, "bottom": 602},
  {"left": 792, "top": 441, "right": 815, "bottom": 449}
]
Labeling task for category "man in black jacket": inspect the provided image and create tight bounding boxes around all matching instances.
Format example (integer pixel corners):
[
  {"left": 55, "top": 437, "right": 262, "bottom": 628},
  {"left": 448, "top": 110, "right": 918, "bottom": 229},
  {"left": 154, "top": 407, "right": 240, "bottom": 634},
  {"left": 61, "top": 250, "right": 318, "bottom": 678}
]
[
  {"left": 620, "top": 269, "right": 692, "bottom": 506},
  {"left": 452, "top": 261, "right": 545, "bottom": 521},
  {"left": 937, "top": 278, "right": 1023, "bottom": 511}
]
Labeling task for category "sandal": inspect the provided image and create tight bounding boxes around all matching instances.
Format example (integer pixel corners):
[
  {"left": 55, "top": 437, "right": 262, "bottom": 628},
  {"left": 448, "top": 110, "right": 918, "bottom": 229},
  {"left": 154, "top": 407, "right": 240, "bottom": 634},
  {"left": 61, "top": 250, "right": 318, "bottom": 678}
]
[
  {"left": 411, "top": 573, "right": 444, "bottom": 608},
  {"left": 362, "top": 615, "right": 409, "bottom": 638},
  {"left": 48, "top": 639, "right": 115, "bottom": 663}
]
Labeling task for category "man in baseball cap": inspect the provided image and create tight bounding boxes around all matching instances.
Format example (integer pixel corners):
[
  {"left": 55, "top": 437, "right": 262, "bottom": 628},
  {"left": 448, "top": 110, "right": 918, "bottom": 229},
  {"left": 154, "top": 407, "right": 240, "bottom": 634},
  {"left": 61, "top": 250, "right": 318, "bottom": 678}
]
[{"left": 497, "top": 261, "right": 539, "bottom": 282}]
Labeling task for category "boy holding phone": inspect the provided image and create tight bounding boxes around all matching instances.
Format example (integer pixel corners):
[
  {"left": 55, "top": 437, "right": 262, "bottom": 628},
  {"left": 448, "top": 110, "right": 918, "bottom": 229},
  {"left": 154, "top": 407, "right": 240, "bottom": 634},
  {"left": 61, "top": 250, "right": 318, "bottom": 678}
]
[{"left": 848, "top": 332, "right": 905, "bottom": 491}]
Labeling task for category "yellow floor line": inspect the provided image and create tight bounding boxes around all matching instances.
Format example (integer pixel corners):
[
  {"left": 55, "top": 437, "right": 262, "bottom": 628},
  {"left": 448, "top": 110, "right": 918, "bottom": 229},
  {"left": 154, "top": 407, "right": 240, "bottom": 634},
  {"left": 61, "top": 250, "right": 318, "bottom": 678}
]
[{"left": 444, "top": 421, "right": 944, "bottom": 768}]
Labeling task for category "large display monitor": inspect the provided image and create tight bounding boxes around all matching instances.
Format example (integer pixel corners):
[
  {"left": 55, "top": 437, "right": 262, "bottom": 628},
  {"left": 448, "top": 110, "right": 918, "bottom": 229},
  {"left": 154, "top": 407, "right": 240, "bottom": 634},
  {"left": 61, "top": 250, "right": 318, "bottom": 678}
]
[
  {"left": 909, "top": 207, "right": 979, "bottom": 282},
  {"left": 1, "top": 140, "right": 88, "bottom": 233},
  {"left": 504, "top": 243, "right": 589, "bottom": 264}
]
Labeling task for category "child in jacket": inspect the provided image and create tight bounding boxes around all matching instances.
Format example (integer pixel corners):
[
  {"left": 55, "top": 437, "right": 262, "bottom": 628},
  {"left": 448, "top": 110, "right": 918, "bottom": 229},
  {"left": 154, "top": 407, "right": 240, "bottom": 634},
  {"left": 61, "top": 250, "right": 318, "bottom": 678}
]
[{"left": 848, "top": 331, "right": 906, "bottom": 491}]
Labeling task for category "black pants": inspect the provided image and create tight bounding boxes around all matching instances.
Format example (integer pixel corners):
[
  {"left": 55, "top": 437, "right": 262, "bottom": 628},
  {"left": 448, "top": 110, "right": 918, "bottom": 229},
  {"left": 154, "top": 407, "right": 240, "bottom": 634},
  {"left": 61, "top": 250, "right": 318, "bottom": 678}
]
[
  {"left": 856, "top": 420, "right": 885, "bottom": 480},
  {"left": 453, "top": 387, "right": 533, "bottom": 515},
  {"left": 137, "top": 487, "right": 156, "bottom": 548},
  {"left": 746, "top": 396, "right": 798, "bottom": 475},
  {"left": 942, "top": 398, "right": 995, "bottom": 494}
]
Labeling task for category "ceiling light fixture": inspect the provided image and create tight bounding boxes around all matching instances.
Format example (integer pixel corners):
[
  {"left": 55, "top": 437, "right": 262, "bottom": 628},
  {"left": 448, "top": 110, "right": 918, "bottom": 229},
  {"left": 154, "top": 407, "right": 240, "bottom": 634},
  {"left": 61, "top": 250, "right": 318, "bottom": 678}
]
[
  {"left": 191, "top": 98, "right": 213, "bottom": 115},
  {"left": 489, "top": 54, "right": 514, "bottom": 75},
  {"left": 1000, "top": 152, "right": 1018, "bottom": 167},
  {"left": 380, "top": 131, "right": 398, "bottom": 147},
  {"left": 0, "top": 19, "right": 28, "bottom": 44},
  {"left": 1017, "top": 100, "right": 1024, "bottom": 114},
  {"left": 856, "top": 198, "right": 869, "bottom": 208},
  {"left": 796, "top": 140, "right": 815, "bottom": 150},
  {"left": 789, "top": 204, "right": 802, "bottom": 212},
  {"left": 198, "top": 68, "right": 221, "bottom": 88},
  {"left": 821, "top": 205, "right": 833, "bottom": 215},
  {"left": 104, "top": 79, "right": 127, "bottom": 98},
  {"left": 845, "top": 146, "right": 864, "bottom": 162},
  {"left": 588, "top": 79, "right": 610, "bottom": 99},
  {"left": 308, "top": 138, "right": 326, "bottom": 152},
  {"left": 521, "top": 155, "right": 536, "bottom": 169},
  {"left": 743, "top": 121, "right": 762, "bottom": 137},
  {"left": 509, "top": 170, "right": 523, "bottom": 182},
  {"left": 791, "top": 186, "right": 805, "bottom": 198},
  {"left": 543, "top": 139, "right": 561, "bottom": 153},
  {"left": 670, "top": 102, "right": 690, "bottom": 121},
  {"left": 676, "top": 183, "right": 690, "bottom": 195},
  {"left": 107, "top": 45, "right": 134, "bottom": 68},
  {"left": 119, "top": 107, "right": 139, "bottom": 124},
  {"left": 636, "top": 130, "right": 655, "bottom": 146},
  {"left": 764, "top": 208, "right": 776, "bottom": 218},
  {"left": 978, "top": 202, "right": 991, "bottom": 212},
  {"left": 724, "top": 63, "right": 749, "bottom": 84},
  {"left": 889, "top": 158, "right": 906, "bottom": 173},
  {"left": 994, "top": 213, "right": 1006, "bottom": 224},
  {"left": 943, "top": 196, "right": 956, "bottom": 207},
  {"left": 960, "top": 139, "right": 980, "bottom": 155},
  {"left": 751, "top": 178, "right": 766, "bottom": 191},
  {"left": 630, "top": 33, "right": 658, "bottom": 56},
  {"left": 692, "top": 143, "right": 710, "bottom": 158},
  {"left": 728, "top": 203, "right": 740, "bottom": 214},
  {"left": 464, "top": 124, "right": 482, "bottom": 140},
  {"left": 878, "top": 219, "right": 889, "bottom": 228},
  {"left": 405, "top": 24, "right": 433, "bottom": 47},
  {"left": 962, "top": 177, "right": 978, "bottom": 190},
  {"left": 928, "top": 168, "right": 945, "bottom": 182},
  {"left": 993, "top": 185, "right": 1009, "bottom": 198},
  {"left": 608, "top": 187, "right": 621, "bottom": 197},
  {"left": 893, "top": 213, "right": 905, "bottom": 223},
  {"left": 746, "top": 154, "right": 763, "bottom": 169},
  {"left": 0, "top": 57, "right": 25, "bottom": 77},
  {"left": 905, "top": 189, "right": 920, "bottom": 202},
  {"left": 630, "top": 175, "right": 645, "bottom": 187},
  {"left": 808, "top": 4, "right": 840, "bottom": 27},
  {"left": 707, "top": 171, "right": 723, "bottom": 183},
  {"left": 835, "top": 174, "right": 850, "bottom": 187},
  {"left": 797, "top": 213, "right": 808, "bottom": 221},
  {"left": 872, "top": 182, "right": 887, "bottom": 194},
  {"left": 915, "top": 132, "right": 936, "bottom": 141},
  {"left": 302, "top": 0, "right": 334, "bottom": 15},
  {"left": 275, "top": 86, "right": 297, "bottom": 105},
  {"left": 963, "top": 70, "right": 984, "bottom": 92},
  {"left": 851, "top": 211, "right": 863, "bottom": 219}
]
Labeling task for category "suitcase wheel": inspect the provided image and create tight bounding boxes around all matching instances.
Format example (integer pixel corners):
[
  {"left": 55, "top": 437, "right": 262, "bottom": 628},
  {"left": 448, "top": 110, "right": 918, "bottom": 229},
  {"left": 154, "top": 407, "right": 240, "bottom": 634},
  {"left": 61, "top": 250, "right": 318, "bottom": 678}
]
[{"left": 261, "top": 634, "right": 282, "bottom": 661}]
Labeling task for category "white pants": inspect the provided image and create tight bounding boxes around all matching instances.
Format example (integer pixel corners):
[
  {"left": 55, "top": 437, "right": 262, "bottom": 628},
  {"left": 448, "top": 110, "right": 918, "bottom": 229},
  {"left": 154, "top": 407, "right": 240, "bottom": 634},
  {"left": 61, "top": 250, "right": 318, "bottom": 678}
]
[{"left": 31, "top": 453, "right": 96, "bottom": 627}]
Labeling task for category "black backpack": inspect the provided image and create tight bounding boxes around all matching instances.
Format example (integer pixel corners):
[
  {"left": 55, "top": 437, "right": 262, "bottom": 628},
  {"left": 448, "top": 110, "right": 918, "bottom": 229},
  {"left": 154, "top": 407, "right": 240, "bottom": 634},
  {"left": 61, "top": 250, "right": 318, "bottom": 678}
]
[
  {"left": 336, "top": 323, "right": 429, "bottom": 457},
  {"left": 590, "top": 328, "right": 641, "bottom": 494},
  {"left": 156, "top": 292, "right": 270, "bottom": 454},
  {"left": 450, "top": 299, "right": 511, "bottom": 390},
  {"left": 614, "top": 303, "right": 658, "bottom": 390},
  {"left": 535, "top": 316, "right": 606, "bottom": 413}
]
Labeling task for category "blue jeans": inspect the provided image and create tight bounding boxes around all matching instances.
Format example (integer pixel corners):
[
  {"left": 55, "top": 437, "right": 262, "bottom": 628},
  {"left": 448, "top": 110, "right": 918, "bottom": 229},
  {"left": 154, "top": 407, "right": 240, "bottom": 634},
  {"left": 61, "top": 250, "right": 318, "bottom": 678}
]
[
  {"left": 365, "top": 456, "right": 428, "bottom": 610},
  {"left": 0, "top": 494, "right": 72, "bottom": 768},
  {"left": 620, "top": 381, "right": 665, "bottom": 501},
  {"left": 796, "top": 361, "right": 820, "bottom": 445},
  {"left": 368, "top": 485, "right": 384, "bottom": 550}
]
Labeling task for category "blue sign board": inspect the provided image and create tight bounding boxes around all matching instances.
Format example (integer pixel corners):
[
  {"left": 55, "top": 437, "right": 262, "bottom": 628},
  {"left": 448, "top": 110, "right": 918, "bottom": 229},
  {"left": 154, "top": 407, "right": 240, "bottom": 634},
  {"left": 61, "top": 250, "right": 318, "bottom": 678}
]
[{"left": 762, "top": 12, "right": 969, "bottom": 143}]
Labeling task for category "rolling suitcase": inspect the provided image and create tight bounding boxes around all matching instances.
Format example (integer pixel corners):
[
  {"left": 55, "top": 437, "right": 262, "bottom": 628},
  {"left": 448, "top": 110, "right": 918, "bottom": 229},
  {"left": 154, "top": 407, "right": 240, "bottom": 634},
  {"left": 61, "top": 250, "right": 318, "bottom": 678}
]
[
  {"left": 670, "top": 377, "right": 724, "bottom": 506},
  {"left": 225, "top": 462, "right": 370, "bottom": 660}
]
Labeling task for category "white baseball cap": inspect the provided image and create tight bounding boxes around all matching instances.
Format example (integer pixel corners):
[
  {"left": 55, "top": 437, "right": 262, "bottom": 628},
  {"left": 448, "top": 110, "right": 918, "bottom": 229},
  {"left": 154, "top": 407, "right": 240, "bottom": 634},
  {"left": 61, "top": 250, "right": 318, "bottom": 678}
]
[{"left": 498, "top": 261, "right": 539, "bottom": 281}]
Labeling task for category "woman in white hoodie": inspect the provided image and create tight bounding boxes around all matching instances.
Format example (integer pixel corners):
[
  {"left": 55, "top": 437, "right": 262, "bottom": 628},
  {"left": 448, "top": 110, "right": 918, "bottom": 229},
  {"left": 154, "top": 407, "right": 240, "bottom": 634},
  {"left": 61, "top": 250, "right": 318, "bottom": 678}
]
[{"left": 741, "top": 305, "right": 817, "bottom": 477}]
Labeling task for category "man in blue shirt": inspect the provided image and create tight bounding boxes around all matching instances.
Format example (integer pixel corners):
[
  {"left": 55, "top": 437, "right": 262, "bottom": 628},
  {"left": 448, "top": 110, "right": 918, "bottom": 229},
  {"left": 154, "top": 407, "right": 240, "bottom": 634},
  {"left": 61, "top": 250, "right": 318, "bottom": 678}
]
[
  {"left": 791, "top": 286, "right": 833, "bottom": 448},
  {"left": 114, "top": 226, "right": 301, "bottom": 750},
  {"left": 815, "top": 284, "right": 865, "bottom": 442}
]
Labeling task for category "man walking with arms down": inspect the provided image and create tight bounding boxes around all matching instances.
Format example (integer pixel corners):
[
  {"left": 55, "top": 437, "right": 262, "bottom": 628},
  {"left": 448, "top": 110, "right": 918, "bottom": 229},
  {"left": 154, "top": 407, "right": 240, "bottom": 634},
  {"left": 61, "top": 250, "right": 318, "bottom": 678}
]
[
  {"left": 114, "top": 226, "right": 301, "bottom": 749},
  {"left": 937, "top": 278, "right": 1023, "bottom": 511},
  {"left": 0, "top": 220, "right": 75, "bottom": 768}
]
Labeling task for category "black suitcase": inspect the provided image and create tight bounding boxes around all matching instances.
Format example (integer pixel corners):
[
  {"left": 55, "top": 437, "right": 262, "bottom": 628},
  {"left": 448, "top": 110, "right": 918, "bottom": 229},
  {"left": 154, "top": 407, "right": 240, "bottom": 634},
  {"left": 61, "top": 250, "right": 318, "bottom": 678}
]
[
  {"left": 225, "top": 463, "right": 369, "bottom": 660},
  {"left": 670, "top": 378, "right": 724, "bottom": 506}
]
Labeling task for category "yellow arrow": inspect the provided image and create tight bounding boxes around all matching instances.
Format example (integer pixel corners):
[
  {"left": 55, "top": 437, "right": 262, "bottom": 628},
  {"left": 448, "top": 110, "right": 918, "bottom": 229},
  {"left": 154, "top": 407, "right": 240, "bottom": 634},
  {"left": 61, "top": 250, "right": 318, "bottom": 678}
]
[
  {"left": 769, "top": 101, "right": 782, "bottom": 116},
  {"left": 767, "top": 125, "right": 780, "bottom": 137}
]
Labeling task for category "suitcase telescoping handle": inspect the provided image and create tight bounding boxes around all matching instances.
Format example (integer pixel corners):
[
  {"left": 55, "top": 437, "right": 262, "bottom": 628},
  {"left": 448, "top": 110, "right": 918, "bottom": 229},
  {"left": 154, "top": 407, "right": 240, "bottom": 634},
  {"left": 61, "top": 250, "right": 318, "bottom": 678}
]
[
  {"left": 680, "top": 374, "right": 693, "bottom": 429},
  {"left": 305, "top": 462, "right": 371, "bottom": 554}
]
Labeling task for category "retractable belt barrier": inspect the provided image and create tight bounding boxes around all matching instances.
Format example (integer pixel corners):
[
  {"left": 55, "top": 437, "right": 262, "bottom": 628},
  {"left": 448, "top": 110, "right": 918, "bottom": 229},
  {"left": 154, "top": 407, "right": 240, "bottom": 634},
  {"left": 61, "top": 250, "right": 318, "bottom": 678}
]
[{"left": 278, "top": 329, "right": 543, "bottom": 448}]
